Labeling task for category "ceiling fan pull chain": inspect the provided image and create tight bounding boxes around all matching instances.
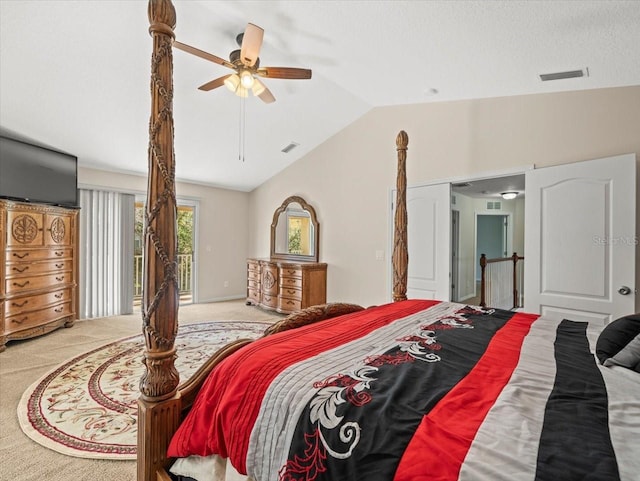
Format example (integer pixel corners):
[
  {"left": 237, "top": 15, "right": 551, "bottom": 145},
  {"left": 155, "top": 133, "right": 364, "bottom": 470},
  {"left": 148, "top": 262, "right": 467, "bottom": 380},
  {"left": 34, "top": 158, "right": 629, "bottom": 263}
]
[{"left": 238, "top": 97, "right": 245, "bottom": 162}]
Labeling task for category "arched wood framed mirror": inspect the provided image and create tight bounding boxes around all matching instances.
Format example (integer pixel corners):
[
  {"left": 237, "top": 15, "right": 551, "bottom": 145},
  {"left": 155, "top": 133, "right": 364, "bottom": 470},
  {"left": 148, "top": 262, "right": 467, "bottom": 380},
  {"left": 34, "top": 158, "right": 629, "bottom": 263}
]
[{"left": 270, "top": 196, "right": 320, "bottom": 262}]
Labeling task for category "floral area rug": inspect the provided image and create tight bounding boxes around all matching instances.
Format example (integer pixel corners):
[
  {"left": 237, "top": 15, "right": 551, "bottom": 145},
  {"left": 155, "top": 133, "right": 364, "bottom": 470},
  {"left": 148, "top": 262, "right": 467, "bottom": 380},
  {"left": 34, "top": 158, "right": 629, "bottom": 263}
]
[{"left": 17, "top": 320, "right": 270, "bottom": 460}]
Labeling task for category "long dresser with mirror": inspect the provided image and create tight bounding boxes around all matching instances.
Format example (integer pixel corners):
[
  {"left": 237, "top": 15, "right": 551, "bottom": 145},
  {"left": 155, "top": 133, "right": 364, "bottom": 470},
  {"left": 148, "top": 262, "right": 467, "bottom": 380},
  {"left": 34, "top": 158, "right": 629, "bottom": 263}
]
[{"left": 246, "top": 195, "right": 327, "bottom": 314}]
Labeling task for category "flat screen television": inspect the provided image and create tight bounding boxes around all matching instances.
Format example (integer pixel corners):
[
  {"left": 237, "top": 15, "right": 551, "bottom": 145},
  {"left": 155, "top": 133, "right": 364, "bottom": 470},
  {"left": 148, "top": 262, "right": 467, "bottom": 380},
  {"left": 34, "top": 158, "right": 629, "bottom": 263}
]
[{"left": 0, "top": 134, "right": 78, "bottom": 208}]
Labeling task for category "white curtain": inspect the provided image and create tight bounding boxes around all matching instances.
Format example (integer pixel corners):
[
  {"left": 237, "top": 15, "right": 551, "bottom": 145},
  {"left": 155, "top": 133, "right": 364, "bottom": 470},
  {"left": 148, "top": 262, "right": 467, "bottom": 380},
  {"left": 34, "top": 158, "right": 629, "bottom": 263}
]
[{"left": 79, "top": 189, "right": 135, "bottom": 319}]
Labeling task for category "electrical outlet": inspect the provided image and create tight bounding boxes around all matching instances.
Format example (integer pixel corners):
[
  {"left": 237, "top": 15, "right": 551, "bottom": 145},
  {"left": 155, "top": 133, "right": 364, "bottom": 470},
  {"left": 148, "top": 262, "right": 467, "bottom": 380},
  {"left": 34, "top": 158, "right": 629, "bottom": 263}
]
[
  {"left": 375, "top": 250, "right": 384, "bottom": 261},
  {"left": 223, "top": 281, "right": 229, "bottom": 288}
]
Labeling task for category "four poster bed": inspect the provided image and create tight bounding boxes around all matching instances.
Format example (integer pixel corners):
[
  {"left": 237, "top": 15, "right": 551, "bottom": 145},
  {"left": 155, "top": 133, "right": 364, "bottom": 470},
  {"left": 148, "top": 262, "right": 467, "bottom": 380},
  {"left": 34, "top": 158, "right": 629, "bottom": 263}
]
[{"left": 139, "top": 2, "right": 640, "bottom": 481}]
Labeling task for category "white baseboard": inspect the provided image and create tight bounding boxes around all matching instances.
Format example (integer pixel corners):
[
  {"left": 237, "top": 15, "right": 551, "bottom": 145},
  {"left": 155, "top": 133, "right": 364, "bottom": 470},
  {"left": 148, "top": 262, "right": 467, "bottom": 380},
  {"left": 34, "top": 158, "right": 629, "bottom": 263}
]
[{"left": 194, "top": 294, "right": 246, "bottom": 304}]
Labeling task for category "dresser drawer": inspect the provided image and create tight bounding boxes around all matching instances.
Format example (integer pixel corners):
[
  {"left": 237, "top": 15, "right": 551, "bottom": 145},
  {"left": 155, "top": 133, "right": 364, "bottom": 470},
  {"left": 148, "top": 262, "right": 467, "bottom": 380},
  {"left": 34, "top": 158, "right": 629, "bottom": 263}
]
[
  {"left": 280, "top": 276, "right": 302, "bottom": 289},
  {"left": 4, "top": 301, "right": 72, "bottom": 334},
  {"left": 6, "top": 247, "right": 72, "bottom": 263},
  {"left": 247, "top": 279, "right": 260, "bottom": 289},
  {"left": 247, "top": 259, "right": 260, "bottom": 270},
  {"left": 5, "top": 210, "right": 44, "bottom": 247},
  {"left": 44, "top": 214, "right": 72, "bottom": 246},
  {"left": 280, "top": 286, "right": 302, "bottom": 300},
  {"left": 260, "top": 292, "right": 278, "bottom": 309},
  {"left": 247, "top": 288, "right": 261, "bottom": 304},
  {"left": 280, "top": 267, "right": 302, "bottom": 279},
  {"left": 5, "top": 271, "right": 73, "bottom": 294},
  {"left": 278, "top": 296, "right": 301, "bottom": 312},
  {"left": 261, "top": 265, "right": 279, "bottom": 295},
  {"left": 5, "top": 288, "right": 72, "bottom": 316},
  {"left": 247, "top": 270, "right": 261, "bottom": 282},
  {"left": 5, "top": 259, "right": 71, "bottom": 278}
]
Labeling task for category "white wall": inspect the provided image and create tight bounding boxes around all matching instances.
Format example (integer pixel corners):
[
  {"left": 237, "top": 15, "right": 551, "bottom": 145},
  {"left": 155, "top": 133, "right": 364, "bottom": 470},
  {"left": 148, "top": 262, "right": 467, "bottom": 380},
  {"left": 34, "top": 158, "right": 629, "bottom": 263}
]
[
  {"left": 78, "top": 167, "right": 250, "bottom": 303},
  {"left": 249, "top": 86, "right": 640, "bottom": 309}
]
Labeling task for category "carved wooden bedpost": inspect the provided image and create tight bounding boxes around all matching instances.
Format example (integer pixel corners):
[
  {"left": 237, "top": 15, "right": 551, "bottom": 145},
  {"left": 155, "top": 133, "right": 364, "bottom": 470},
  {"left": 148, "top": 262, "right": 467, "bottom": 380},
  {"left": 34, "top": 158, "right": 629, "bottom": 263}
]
[
  {"left": 138, "top": 1, "right": 179, "bottom": 480},
  {"left": 392, "top": 131, "right": 409, "bottom": 301}
]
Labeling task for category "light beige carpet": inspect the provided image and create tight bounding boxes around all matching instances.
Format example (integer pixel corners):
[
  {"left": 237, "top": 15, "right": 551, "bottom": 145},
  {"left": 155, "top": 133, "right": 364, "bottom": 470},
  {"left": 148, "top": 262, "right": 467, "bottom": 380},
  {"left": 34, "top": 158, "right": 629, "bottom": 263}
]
[{"left": 0, "top": 299, "right": 283, "bottom": 481}]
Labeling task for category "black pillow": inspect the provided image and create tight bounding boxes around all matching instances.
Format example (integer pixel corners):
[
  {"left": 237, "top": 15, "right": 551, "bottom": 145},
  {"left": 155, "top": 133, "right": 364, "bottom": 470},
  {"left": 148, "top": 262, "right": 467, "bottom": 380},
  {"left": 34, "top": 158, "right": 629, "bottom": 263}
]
[
  {"left": 595, "top": 314, "right": 640, "bottom": 367},
  {"left": 603, "top": 334, "right": 640, "bottom": 372}
]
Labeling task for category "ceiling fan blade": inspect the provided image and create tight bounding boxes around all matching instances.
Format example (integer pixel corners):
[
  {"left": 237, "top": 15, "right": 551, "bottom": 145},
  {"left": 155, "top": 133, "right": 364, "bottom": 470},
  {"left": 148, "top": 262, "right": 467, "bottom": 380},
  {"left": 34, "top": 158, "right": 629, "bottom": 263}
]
[
  {"left": 256, "top": 67, "right": 312, "bottom": 80},
  {"left": 257, "top": 85, "right": 276, "bottom": 104},
  {"left": 173, "top": 40, "right": 235, "bottom": 69},
  {"left": 198, "top": 75, "right": 231, "bottom": 91},
  {"left": 240, "top": 23, "right": 264, "bottom": 67}
]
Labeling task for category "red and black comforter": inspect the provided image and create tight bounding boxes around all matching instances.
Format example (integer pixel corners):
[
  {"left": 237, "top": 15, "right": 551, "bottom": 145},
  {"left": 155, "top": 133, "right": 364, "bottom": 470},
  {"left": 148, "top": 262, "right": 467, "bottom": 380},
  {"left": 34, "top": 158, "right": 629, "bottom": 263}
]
[{"left": 168, "top": 300, "right": 638, "bottom": 481}]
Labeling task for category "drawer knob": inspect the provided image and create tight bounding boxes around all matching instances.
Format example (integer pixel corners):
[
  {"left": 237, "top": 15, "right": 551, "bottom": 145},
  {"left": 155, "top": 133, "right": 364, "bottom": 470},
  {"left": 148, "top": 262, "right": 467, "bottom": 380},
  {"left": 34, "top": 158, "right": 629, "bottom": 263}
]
[
  {"left": 12, "top": 266, "right": 29, "bottom": 273},
  {"left": 54, "top": 307, "right": 64, "bottom": 313},
  {"left": 12, "top": 317, "right": 28, "bottom": 325},
  {"left": 11, "top": 300, "right": 29, "bottom": 308},
  {"left": 56, "top": 276, "right": 65, "bottom": 282},
  {"left": 13, "top": 252, "right": 29, "bottom": 259},
  {"left": 55, "top": 263, "right": 64, "bottom": 268},
  {"left": 55, "top": 251, "right": 64, "bottom": 257},
  {"left": 13, "top": 280, "right": 30, "bottom": 288},
  {"left": 54, "top": 293, "right": 64, "bottom": 299}
]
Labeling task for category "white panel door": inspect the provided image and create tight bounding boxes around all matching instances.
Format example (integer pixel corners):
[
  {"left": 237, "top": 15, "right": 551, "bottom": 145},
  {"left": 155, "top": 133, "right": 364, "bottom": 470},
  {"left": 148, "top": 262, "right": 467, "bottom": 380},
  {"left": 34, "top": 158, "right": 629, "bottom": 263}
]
[
  {"left": 405, "top": 183, "right": 451, "bottom": 300},
  {"left": 524, "top": 154, "right": 636, "bottom": 325}
]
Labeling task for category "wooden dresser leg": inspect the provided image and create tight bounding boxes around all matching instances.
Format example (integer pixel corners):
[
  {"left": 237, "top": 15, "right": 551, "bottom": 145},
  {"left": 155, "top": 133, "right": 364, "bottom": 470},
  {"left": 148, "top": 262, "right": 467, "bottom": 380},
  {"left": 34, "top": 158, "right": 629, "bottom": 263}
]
[{"left": 137, "top": 395, "right": 181, "bottom": 481}]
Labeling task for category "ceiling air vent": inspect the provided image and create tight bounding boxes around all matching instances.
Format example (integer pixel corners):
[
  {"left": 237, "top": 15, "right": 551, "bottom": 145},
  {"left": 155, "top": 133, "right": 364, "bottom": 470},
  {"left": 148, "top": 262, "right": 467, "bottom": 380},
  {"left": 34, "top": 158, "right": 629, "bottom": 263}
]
[
  {"left": 281, "top": 142, "right": 299, "bottom": 153},
  {"left": 539, "top": 68, "right": 588, "bottom": 82},
  {"left": 487, "top": 201, "right": 501, "bottom": 210}
]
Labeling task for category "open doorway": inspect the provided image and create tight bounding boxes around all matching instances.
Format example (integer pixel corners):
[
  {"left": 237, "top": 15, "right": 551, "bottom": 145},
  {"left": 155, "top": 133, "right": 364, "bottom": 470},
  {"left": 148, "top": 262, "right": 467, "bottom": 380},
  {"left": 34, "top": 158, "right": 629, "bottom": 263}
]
[
  {"left": 134, "top": 200, "right": 196, "bottom": 307},
  {"left": 450, "top": 174, "right": 525, "bottom": 304},
  {"left": 476, "top": 213, "right": 510, "bottom": 281}
]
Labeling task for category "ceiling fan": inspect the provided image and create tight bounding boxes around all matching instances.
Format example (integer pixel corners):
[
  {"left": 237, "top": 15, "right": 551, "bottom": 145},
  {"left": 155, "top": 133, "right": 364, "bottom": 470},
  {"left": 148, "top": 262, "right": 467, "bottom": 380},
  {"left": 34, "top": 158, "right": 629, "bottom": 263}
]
[{"left": 173, "top": 23, "right": 312, "bottom": 104}]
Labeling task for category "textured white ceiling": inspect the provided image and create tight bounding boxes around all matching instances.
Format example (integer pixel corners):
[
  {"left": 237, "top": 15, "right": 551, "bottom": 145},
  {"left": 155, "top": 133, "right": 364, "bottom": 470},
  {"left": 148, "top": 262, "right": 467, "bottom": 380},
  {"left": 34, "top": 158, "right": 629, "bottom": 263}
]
[{"left": 1, "top": 0, "right": 639, "bottom": 191}]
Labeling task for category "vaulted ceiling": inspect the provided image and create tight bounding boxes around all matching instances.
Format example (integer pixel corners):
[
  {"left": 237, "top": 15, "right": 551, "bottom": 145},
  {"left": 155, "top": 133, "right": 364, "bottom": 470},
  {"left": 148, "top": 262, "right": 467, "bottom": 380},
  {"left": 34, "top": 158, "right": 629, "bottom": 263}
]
[{"left": 1, "top": 1, "right": 639, "bottom": 191}]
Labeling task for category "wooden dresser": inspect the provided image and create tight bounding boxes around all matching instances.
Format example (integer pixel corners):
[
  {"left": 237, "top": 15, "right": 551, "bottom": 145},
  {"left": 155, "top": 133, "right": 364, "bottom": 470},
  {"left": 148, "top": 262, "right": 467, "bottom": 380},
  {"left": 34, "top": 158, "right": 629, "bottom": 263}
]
[
  {"left": 246, "top": 258, "right": 327, "bottom": 314},
  {"left": 1, "top": 200, "right": 79, "bottom": 351}
]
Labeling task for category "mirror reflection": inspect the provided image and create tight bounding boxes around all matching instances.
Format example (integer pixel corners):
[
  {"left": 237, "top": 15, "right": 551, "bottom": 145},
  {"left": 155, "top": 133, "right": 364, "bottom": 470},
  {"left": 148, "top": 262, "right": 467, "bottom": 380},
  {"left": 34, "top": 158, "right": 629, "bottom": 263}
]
[
  {"left": 274, "top": 203, "right": 314, "bottom": 256},
  {"left": 271, "top": 196, "right": 319, "bottom": 262}
]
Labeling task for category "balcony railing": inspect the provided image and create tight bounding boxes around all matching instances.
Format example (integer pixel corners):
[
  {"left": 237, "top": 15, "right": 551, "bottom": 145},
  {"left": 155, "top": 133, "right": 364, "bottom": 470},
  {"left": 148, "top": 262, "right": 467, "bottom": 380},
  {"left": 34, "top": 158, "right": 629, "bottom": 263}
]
[{"left": 134, "top": 253, "right": 192, "bottom": 298}]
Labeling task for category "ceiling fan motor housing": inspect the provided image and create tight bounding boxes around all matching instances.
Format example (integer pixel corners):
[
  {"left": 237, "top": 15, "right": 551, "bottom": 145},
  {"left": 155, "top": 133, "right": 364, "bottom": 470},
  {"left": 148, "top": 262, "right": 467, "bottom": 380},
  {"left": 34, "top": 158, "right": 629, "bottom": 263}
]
[{"left": 230, "top": 49, "right": 259, "bottom": 68}]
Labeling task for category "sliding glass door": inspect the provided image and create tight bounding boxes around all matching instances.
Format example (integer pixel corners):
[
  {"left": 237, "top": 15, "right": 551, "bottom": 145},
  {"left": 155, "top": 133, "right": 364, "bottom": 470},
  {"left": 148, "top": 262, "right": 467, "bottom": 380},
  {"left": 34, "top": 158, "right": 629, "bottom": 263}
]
[{"left": 134, "top": 199, "right": 196, "bottom": 307}]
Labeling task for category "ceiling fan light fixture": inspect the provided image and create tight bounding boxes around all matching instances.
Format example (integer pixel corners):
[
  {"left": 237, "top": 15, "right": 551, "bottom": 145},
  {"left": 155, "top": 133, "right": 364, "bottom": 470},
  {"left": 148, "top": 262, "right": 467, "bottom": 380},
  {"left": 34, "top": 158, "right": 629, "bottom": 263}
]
[
  {"left": 251, "top": 78, "right": 266, "bottom": 97},
  {"left": 501, "top": 192, "right": 518, "bottom": 200},
  {"left": 224, "top": 73, "right": 240, "bottom": 92},
  {"left": 236, "top": 86, "right": 249, "bottom": 98},
  {"left": 240, "top": 70, "right": 255, "bottom": 89}
]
